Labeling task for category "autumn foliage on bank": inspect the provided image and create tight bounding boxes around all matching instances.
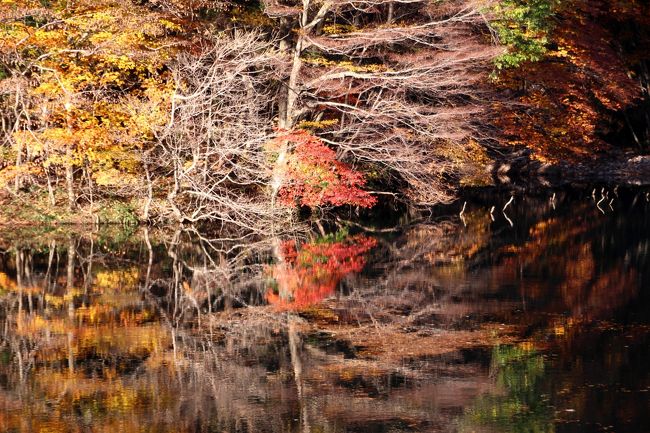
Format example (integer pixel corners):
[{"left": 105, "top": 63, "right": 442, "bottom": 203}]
[
  {"left": 1, "top": 0, "right": 649, "bottom": 227},
  {"left": 493, "top": 0, "right": 650, "bottom": 162}
]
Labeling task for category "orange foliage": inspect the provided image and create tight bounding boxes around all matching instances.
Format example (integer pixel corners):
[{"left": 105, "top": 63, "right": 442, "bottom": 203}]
[
  {"left": 266, "top": 234, "right": 377, "bottom": 310},
  {"left": 493, "top": 0, "right": 647, "bottom": 162}
]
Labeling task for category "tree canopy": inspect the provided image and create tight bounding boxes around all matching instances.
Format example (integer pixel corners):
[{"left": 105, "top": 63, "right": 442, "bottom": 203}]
[{"left": 1, "top": 0, "right": 648, "bottom": 227}]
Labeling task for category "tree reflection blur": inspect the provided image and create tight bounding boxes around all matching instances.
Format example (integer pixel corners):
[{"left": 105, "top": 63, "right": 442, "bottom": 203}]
[{"left": 0, "top": 189, "right": 648, "bottom": 432}]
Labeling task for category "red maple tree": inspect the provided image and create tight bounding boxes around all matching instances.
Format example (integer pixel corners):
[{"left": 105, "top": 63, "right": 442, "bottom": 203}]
[{"left": 271, "top": 130, "right": 376, "bottom": 208}]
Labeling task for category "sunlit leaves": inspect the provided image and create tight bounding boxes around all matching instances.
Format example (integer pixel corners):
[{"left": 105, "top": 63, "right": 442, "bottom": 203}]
[
  {"left": 492, "top": 0, "right": 643, "bottom": 161},
  {"left": 270, "top": 130, "right": 377, "bottom": 208},
  {"left": 490, "top": 0, "right": 560, "bottom": 70},
  {"left": 0, "top": 0, "right": 179, "bottom": 196}
]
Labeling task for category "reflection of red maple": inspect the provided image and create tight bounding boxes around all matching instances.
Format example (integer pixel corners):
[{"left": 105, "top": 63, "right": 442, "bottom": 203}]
[
  {"left": 266, "top": 235, "right": 377, "bottom": 310},
  {"left": 271, "top": 130, "right": 377, "bottom": 208}
]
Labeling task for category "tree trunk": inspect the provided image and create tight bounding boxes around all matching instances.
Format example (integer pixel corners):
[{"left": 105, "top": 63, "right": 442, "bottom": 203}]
[
  {"left": 144, "top": 159, "right": 153, "bottom": 222},
  {"left": 14, "top": 142, "right": 22, "bottom": 192},
  {"left": 66, "top": 160, "right": 75, "bottom": 211},
  {"left": 46, "top": 167, "right": 56, "bottom": 206}
]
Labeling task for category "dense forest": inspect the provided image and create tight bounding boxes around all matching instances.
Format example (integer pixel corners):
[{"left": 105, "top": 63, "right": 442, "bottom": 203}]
[{"left": 1, "top": 0, "right": 649, "bottom": 229}]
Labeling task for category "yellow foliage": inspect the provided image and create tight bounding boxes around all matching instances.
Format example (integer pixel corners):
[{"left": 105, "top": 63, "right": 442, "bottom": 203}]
[
  {"left": 297, "top": 119, "right": 339, "bottom": 130},
  {"left": 303, "top": 57, "right": 386, "bottom": 73},
  {"left": 0, "top": 0, "right": 179, "bottom": 187},
  {"left": 94, "top": 268, "right": 140, "bottom": 291}
]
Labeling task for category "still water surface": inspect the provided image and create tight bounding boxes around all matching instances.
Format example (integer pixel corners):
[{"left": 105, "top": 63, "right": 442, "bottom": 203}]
[{"left": 1, "top": 188, "right": 649, "bottom": 432}]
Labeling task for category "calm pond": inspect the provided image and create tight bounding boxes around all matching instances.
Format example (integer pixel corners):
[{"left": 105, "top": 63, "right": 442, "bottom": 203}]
[{"left": 1, "top": 188, "right": 649, "bottom": 432}]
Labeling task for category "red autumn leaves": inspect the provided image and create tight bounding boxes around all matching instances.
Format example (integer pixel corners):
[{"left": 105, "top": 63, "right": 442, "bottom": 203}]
[
  {"left": 271, "top": 130, "right": 376, "bottom": 208},
  {"left": 266, "top": 234, "right": 377, "bottom": 310}
]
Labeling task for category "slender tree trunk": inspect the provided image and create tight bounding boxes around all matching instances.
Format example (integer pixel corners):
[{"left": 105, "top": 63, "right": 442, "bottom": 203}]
[
  {"left": 14, "top": 143, "right": 22, "bottom": 192},
  {"left": 65, "top": 151, "right": 75, "bottom": 210},
  {"left": 144, "top": 159, "right": 153, "bottom": 222},
  {"left": 12, "top": 82, "right": 23, "bottom": 192},
  {"left": 273, "top": 18, "right": 307, "bottom": 202},
  {"left": 45, "top": 167, "right": 56, "bottom": 206},
  {"left": 167, "top": 161, "right": 183, "bottom": 221},
  {"left": 282, "top": 37, "right": 304, "bottom": 129},
  {"left": 65, "top": 95, "right": 75, "bottom": 211},
  {"left": 143, "top": 228, "right": 153, "bottom": 291}
]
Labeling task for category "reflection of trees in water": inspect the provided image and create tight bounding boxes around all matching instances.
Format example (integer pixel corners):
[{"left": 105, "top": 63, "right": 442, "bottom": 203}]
[
  {"left": 0, "top": 192, "right": 648, "bottom": 432},
  {"left": 477, "top": 194, "right": 646, "bottom": 322},
  {"left": 0, "top": 225, "right": 501, "bottom": 432},
  {"left": 266, "top": 231, "right": 377, "bottom": 310},
  {"left": 385, "top": 191, "right": 649, "bottom": 324},
  {"left": 460, "top": 344, "right": 553, "bottom": 433},
  {"left": 0, "top": 229, "right": 282, "bottom": 432}
]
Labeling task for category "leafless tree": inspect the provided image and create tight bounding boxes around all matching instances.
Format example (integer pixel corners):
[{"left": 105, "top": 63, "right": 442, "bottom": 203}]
[
  {"left": 265, "top": 0, "right": 500, "bottom": 204},
  {"left": 153, "top": 31, "right": 295, "bottom": 231}
]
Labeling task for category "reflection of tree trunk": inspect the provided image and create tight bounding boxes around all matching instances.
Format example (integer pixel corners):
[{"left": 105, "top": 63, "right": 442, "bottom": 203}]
[
  {"left": 67, "top": 331, "right": 75, "bottom": 374},
  {"left": 83, "top": 238, "right": 94, "bottom": 297},
  {"left": 66, "top": 235, "right": 76, "bottom": 328},
  {"left": 168, "top": 229, "right": 183, "bottom": 325},
  {"left": 24, "top": 250, "right": 33, "bottom": 313},
  {"left": 67, "top": 236, "right": 76, "bottom": 373},
  {"left": 288, "top": 314, "right": 310, "bottom": 433},
  {"left": 274, "top": 237, "right": 311, "bottom": 432},
  {"left": 67, "top": 236, "right": 75, "bottom": 292},
  {"left": 45, "top": 240, "right": 57, "bottom": 312},
  {"left": 16, "top": 344, "right": 24, "bottom": 381}
]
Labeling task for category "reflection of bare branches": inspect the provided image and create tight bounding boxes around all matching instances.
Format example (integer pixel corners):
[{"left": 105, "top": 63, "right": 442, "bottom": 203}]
[{"left": 1, "top": 193, "right": 648, "bottom": 431}]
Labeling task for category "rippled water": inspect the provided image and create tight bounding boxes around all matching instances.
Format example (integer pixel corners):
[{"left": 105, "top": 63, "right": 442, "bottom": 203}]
[{"left": 1, "top": 188, "right": 649, "bottom": 432}]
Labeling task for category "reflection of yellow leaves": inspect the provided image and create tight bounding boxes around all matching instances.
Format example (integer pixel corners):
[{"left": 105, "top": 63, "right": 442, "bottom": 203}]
[
  {"left": 518, "top": 341, "right": 535, "bottom": 351},
  {"left": 94, "top": 268, "right": 139, "bottom": 291},
  {"left": 76, "top": 304, "right": 114, "bottom": 324},
  {"left": 15, "top": 314, "right": 69, "bottom": 335},
  {"left": 0, "top": 272, "right": 16, "bottom": 291},
  {"left": 106, "top": 388, "right": 139, "bottom": 411},
  {"left": 76, "top": 324, "right": 169, "bottom": 356}
]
